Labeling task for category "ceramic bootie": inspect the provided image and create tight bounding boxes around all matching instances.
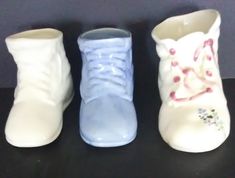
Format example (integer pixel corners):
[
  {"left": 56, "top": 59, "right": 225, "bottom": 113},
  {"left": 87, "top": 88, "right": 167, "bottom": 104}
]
[
  {"left": 5, "top": 28, "right": 74, "bottom": 147},
  {"left": 78, "top": 28, "right": 137, "bottom": 147},
  {"left": 151, "top": 9, "right": 230, "bottom": 152}
]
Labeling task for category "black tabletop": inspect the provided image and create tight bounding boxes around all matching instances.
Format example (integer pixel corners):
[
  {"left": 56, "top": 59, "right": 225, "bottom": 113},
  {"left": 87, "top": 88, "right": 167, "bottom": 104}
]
[{"left": 0, "top": 79, "right": 235, "bottom": 178}]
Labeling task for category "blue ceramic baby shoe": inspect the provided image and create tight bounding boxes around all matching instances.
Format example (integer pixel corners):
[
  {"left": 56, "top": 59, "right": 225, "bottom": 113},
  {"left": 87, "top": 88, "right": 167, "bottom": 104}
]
[{"left": 78, "top": 28, "right": 137, "bottom": 147}]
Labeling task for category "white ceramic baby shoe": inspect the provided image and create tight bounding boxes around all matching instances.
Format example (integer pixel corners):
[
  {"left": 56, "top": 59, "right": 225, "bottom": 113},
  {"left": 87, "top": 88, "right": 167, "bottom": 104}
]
[
  {"left": 78, "top": 28, "right": 137, "bottom": 147},
  {"left": 5, "top": 28, "right": 74, "bottom": 147},
  {"left": 152, "top": 9, "right": 230, "bottom": 152}
]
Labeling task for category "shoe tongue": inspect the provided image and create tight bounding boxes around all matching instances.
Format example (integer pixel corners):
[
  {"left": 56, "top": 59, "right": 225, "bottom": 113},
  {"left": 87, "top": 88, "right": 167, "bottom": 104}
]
[
  {"left": 6, "top": 28, "right": 62, "bottom": 52},
  {"left": 6, "top": 37, "right": 62, "bottom": 58},
  {"left": 6, "top": 38, "right": 61, "bottom": 64},
  {"left": 78, "top": 37, "right": 132, "bottom": 53}
]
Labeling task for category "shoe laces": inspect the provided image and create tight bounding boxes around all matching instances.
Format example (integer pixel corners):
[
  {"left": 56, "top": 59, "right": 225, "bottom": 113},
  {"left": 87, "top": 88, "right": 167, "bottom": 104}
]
[
  {"left": 168, "top": 38, "right": 218, "bottom": 102},
  {"left": 85, "top": 47, "right": 128, "bottom": 97}
]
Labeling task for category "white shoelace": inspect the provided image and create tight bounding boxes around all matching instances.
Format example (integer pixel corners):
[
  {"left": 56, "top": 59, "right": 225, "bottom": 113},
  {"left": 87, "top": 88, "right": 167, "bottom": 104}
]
[
  {"left": 168, "top": 39, "right": 217, "bottom": 102},
  {"left": 85, "top": 47, "right": 128, "bottom": 97}
]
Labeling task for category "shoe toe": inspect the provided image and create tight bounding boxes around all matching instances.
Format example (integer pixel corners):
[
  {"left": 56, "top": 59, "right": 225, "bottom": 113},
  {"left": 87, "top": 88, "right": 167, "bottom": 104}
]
[
  {"left": 80, "top": 96, "right": 137, "bottom": 147},
  {"left": 159, "top": 104, "right": 230, "bottom": 152},
  {"left": 5, "top": 101, "right": 62, "bottom": 147}
]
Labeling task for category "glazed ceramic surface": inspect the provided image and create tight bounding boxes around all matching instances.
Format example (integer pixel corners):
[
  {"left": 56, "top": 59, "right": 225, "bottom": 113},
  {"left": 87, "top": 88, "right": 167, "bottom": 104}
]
[
  {"left": 152, "top": 9, "right": 230, "bottom": 152},
  {"left": 78, "top": 28, "right": 137, "bottom": 147},
  {"left": 5, "top": 28, "right": 74, "bottom": 147}
]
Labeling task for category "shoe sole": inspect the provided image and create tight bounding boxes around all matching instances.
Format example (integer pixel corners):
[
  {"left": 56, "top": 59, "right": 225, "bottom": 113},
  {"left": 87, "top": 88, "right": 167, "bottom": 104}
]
[
  {"left": 6, "top": 92, "right": 74, "bottom": 148},
  {"left": 80, "top": 130, "right": 137, "bottom": 147}
]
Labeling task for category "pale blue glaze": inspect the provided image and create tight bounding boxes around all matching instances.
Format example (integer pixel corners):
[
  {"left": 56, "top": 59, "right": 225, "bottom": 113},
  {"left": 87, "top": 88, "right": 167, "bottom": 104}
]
[{"left": 77, "top": 28, "right": 137, "bottom": 147}]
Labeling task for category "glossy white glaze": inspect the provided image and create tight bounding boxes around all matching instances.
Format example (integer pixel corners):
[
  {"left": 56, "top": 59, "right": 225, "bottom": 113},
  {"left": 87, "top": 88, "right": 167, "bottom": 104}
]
[
  {"left": 152, "top": 9, "right": 230, "bottom": 152},
  {"left": 5, "top": 28, "right": 74, "bottom": 147}
]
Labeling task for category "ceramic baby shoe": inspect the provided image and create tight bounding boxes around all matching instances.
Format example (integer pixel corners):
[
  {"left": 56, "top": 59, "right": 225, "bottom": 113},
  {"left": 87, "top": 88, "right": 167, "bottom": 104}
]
[
  {"left": 151, "top": 9, "right": 230, "bottom": 152},
  {"left": 5, "top": 28, "right": 74, "bottom": 147},
  {"left": 78, "top": 28, "right": 137, "bottom": 147}
]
